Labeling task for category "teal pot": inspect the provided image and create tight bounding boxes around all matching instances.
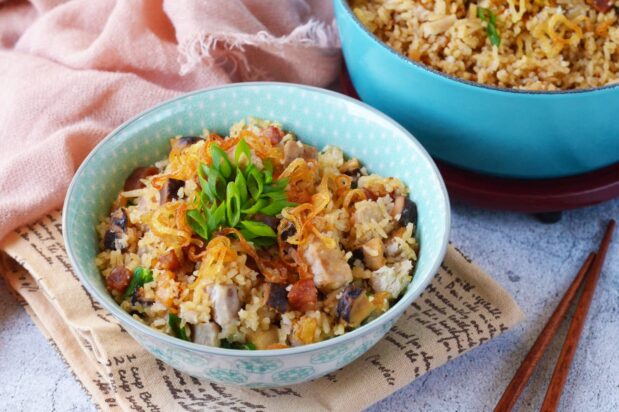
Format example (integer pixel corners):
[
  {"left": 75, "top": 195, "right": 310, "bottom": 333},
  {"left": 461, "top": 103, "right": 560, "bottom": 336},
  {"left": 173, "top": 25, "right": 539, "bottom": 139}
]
[
  {"left": 334, "top": 0, "right": 619, "bottom": 178},
  {"left": 63, "top": 83, "right": 450, "bottom": 387}
]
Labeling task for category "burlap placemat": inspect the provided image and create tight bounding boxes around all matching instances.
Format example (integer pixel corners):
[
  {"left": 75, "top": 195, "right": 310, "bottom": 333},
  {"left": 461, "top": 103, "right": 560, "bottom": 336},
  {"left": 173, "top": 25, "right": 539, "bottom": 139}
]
[{"left": 0, "top": 211, "right": 524, "bottom": 411}]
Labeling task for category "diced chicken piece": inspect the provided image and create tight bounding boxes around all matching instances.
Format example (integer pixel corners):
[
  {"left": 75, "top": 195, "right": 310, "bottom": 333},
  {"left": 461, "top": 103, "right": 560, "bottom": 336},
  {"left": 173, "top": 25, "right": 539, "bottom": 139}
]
[
  {"left": 357, "top": 174, "right": 407, "bottom": 197},
  {"left": 369, "top": 260, "right": 413, "bottom": 298},
  {"left": 421, "top": 15, "right": 456, "bottom": 37},
  {"left": 318, "top": 146, "right": 345, "bottom": 176},
  {"left": 283, "top": 140, "right": 317, "bottom": 167},
  {"left": 209, "top": 284, "right": 241, "bottom": 327},
  {"left": 353, "top": 200, "right": 387, "bottom": 225},
  {"left": 193, "top": 322, "right": 220, "bottom": 347},
  {"left": 303, "top": 239, "right": 353, "bottom": 291},
  {"left": 352, "top": 199, "right": 397, "bottom": 244},
  {"left": 362, "top": 238, "right": 386, "bottom": 270},
  {"left": 385, "top": 227, "right": 406, "bottom": 258}
]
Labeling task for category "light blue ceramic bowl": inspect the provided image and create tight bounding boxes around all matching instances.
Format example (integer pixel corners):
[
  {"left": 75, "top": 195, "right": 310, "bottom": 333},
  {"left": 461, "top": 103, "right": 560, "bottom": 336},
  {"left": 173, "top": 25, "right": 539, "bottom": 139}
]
[
  {"left": 334, "top": 0, "right": 619, "bottom": 179},
  {"left": 63, "top": 83, "right": 450, "bottom": 387}
]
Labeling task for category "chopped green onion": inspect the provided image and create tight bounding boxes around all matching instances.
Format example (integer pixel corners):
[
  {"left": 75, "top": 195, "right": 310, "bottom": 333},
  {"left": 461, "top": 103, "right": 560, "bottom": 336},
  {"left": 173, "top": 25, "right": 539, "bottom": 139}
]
[
  {"left": 226, "top": 182, "right": 242, "bottom": 227},
  {"left": 168, "top": 313, "right": 189, "bottom": 341},
  {"left": 261, "top": 191, "right": 289, "bottom": 201},
  {"left": 246, "top": 166, "right": 264, "bottom": 201},
  {"left": 123, "top": 267, "right": 153, "bottom": 300},
  {"left": 208, "top": 202, "right": 227, "bottom": 232},
  {"left": 209, "top": 144, "right": 233, "bottom": 179},
  {"left": 197, "top": 165, "right": 214, "bottom": 203},
  {"left": 240, "top": 220, "right": 277, "bottom": 238},
  {"left": 207, "top": 167, "right": 226, "bottom": 201},
  {"left": 241, "top": 198, "right": 268, "bottom": 215},
  {"left": 259, "top": 199, "right": 296, "bottom": 216},
  {"left": 263, "top": 159, "right": 274, "bottom": 184},
  {"left": 235, "top": 169, "right": 248, "bottom": 204},
  {"left": 477, "top": 7, "right": 501, "bottom": 47},
  {"left": 186, "top": 209, "right": 209, "bottom": 240},
  {"left": 220, "top": 338, "right": 256, "bottom": 350},
  {"left": 235, "top": 139, "right": 252, "bottom": 168},
  {"left": 187, "top": 138, "right": 293, "bottom": 247}
]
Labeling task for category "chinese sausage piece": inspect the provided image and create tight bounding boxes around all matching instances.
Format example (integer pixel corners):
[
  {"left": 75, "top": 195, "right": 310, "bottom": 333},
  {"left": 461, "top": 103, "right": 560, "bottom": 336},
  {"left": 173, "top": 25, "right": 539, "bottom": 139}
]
[
  {"left": 123, "top": 167, "right": 159, "bottom": 191},
  {"left": 106, "top": 266, "right": 132, "bottom": 294}
]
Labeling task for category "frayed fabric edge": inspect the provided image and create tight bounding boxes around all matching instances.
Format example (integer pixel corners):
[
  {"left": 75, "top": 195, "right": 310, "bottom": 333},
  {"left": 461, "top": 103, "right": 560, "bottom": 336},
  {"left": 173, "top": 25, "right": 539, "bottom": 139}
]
[{"left": 177, "top": 18, "right": 341, "bottom": 79}]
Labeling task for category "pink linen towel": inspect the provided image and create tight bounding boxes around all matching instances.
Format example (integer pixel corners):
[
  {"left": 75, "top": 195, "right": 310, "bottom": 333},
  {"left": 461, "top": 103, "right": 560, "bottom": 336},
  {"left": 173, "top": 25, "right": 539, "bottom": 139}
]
[{"left": 0, "top": 0, "right": 341, "bottom": 240}]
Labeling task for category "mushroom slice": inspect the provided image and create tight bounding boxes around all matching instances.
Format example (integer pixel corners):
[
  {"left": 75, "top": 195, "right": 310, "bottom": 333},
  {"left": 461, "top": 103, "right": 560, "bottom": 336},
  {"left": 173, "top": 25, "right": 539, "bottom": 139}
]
[
  {"left": 336, "top": 285, "right": 374, "bottom": 326},
  {"left": 103, "top": 208, "right": 129, "bottom": 251},
  {"left": 159, "top": 178, "right": 184, "bottom": 204},
  {"left": 110, "top": 208, "right": 128, "bottom": 231},
  {"left": 264, "top": 282, "right": 289, "bottom": 313},
  {"left": 393, "top": 196, "right": 417, "bottom": 228},
  {"left": 174, "top": 136, "right": 204, "bottom": 150}
]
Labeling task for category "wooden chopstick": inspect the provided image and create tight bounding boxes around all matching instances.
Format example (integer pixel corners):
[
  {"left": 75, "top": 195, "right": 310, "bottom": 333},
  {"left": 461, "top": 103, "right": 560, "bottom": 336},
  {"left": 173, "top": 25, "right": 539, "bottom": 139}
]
[
  {"left": 540, "top": 219, "right": 616, "bottom": 412},
  {"left": 493, "top": 252, "right": 595, "bottom": 412}
]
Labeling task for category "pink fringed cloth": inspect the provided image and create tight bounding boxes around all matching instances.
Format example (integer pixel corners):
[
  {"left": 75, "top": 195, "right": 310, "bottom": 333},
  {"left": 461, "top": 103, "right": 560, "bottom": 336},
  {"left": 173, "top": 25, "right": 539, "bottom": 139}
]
[{"left": 0, "top": 0, "right": 340, "bottom": 240}]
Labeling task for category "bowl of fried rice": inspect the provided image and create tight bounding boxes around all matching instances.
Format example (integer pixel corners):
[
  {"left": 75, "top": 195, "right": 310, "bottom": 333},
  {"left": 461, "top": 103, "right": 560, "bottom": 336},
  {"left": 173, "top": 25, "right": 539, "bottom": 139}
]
[
  {"left": 335, "top": 0, "right": 619, "bottom": 178},
  {"left": 63, "top": 83, "right": 450, "bottom": 387}
]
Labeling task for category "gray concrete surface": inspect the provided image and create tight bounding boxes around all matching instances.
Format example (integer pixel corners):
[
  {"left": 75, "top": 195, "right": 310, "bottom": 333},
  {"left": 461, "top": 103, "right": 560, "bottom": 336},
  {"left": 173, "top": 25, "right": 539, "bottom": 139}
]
[{"left": 1, "top": 199, "right": 617, "bottom": 412}]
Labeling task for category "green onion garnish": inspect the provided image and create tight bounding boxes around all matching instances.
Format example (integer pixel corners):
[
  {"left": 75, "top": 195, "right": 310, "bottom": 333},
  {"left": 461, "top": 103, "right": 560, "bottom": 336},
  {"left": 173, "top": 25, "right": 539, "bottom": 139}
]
[
  {"left": 186, "top": 139, "right": 296, "bottom": 246},
  {"left": 168, "top": 313, "right": 189, "bottom": 341},
  {"left": 220, "top": 338, "right": 256, "bottom": 350},
  {"left": 477, "top": 7, "right": 501, "bottom": 47},
  {"left": 122, "top": 267, "right": 153, "bottom": 300}
]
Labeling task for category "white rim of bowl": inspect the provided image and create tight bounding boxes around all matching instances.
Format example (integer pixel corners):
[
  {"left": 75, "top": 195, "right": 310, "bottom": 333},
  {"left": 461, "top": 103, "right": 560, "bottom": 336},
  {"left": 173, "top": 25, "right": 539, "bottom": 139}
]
[
  {"left": 335, "top": 0, "right": 619, "bottom": 95},
  {"left": 63, "top": 82, "right": 451, "bottom": 358}
]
